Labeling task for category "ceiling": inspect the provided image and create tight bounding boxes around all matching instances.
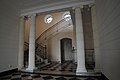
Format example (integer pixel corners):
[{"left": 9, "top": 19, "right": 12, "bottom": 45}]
[
  {"left": 2, "top": 0, "right": 94, "bottom": 10},
  {"left": 1, "top": 0, "right": 94, "bottom": 16}
]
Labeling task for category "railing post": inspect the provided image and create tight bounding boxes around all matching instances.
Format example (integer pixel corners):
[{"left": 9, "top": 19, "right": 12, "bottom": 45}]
[{"left": 44, "top": 45, "right": 47, "bottom": 59}]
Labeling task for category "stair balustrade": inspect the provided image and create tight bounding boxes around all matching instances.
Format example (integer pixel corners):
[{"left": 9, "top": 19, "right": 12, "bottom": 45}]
[
  {"left": 36, "top": 19, "right": 72, "bottom": 45},
  {"left": 24, "top": 18, "right": 73, "bottom": 68},
  {"left": 85, "top": 49, "right": 95, "bottom": 70}
]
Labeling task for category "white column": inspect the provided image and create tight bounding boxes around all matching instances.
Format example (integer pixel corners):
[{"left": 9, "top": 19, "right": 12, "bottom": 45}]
[
  {"left": 18, "top": 16, "right": 25, "bottom": 70},
  {"left": 27, "top": 14, "right": 36, "bottom": 71},
  {"left": 75, "top": 7, "right": 87, "bottom": 74},
  {"left": 70, "top": 9, "right": 77, "bottom": 63},
  {"left": 91, "top": 5, "right": 101, "bottom": 72}
]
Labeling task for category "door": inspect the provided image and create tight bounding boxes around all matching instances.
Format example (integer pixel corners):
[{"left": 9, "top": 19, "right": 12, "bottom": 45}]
[{"left": 60, "top": 38, "right": 72, "bottom": 63}]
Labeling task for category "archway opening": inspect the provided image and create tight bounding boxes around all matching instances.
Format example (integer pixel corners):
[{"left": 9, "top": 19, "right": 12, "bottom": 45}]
[{"left": 60, "top": 38, "right": 73, "bottom": 63}]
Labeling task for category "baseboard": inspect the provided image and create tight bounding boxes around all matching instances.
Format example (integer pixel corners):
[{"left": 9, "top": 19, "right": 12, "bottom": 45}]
[
  {"left": 101, "top": 73, "right": 109, "bottom": 80},
  {"left": 0, "top": 68, "right": 18, "bottom": 77}
]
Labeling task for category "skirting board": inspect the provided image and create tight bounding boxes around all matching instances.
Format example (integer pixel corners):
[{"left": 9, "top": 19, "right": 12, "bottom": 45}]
[{"left": 0, "top": 68, "right": 18, "bottom": 77}]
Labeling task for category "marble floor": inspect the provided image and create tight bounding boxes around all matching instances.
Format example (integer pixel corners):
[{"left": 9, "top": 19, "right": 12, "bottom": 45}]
[{"left": 0, "top": 61, "right": 102, "bottom": 80}]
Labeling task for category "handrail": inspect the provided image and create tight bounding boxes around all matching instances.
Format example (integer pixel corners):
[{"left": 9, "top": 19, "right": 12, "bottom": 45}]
[
  {"left": 36, "top": 18, "right": 71, "bottom": 42},
  {"left": 24, "top": 19, "right": 72, "bottom": 67},
  {"left": 24, "top": 41, "right": 46, "bottom": 59},
  {"left": 36, "top": 19, "right": 72, "bottom": 44},
  {"left": 24, "top": 42, "right": 29, "bottom": 46},
  {"left": 42, "top": 22, "right": 72, "bottom": 43},
  {"left": 36, "top": 19, "right": 66, "bottom": 41},
  {"left": 24, "top": 42, "right": 29, "bottom": 51}
]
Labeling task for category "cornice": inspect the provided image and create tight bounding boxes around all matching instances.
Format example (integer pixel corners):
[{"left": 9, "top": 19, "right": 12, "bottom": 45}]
[{"left": 21, "top": 0, "right": 95, "bottom": 16}]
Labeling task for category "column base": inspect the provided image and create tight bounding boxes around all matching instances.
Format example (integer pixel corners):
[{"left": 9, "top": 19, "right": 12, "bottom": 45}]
[
  {"left": 76, "top": 68, "right": 87, "bottom": 75},
  {"left": 26, "top": 67, "right": 35, "bottom": 72},
  {"left": 44, "top": 59, "right": 48, "bottom": 64},
  {"left": 18, "top": 66, "right": 24, "bottom": 71}
]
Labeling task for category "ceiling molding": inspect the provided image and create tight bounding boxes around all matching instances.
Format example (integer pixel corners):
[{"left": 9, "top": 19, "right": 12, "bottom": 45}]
[{"left": 21, "top": 0, "right": 95, "bottom": 16}]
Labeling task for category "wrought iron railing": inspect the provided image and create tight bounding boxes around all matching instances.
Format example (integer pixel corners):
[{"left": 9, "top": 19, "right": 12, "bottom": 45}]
[
  {"left": 24, "top": 18, "right": 72, "bottom": 67},
  {"left": 85, "top": 49, "right": 95, "bottom": 69},
  {"left": 36, "top": 19, "right": 72, "bottom": 44},
  {"left": 24, "top": 42, "right": 47, "bottom": 67}
]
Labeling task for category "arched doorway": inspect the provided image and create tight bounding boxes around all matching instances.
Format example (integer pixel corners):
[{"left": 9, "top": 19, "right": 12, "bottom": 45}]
[{"left": 60, "top": 38, "right": 72, "bottom": 63}]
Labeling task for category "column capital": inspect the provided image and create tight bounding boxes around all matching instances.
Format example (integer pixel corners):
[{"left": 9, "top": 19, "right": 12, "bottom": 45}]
[
  {"left": 88, "top": 3, "right": 95, "bottom": 7},
  {"left": 19, "top": 16, "right": 24, "bottom": 19},
  {"left": 24, "top": 14, "right": 36, "bottom": 21},
  {"left": 72, "top": 5, "right": 84, "bottom": 10},
  {"left": 19, "top": 16, "right": 26, "bottom": 21},
  {"left": 28, "top": 13, "right": 36, "bottom": 18}
]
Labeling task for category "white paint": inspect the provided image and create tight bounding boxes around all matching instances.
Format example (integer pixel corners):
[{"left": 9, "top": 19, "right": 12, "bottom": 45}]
[
  {"left": 96, "top": 0, "right": 120, "bottom": 79},
  {"left": 27, "top": 14, "right": 36, "bottom": 71},
  {"left": 70, "top": 10, "right": 77, "bottom": 63},
  {"left": 75, "top": 8, "right": 87, "bottom": 73},
  {"left": 21, "top": 0, "right": 95, "bottom": 16},
  {"left": 18, "top": 16, "right": 25, "bottom": 70},
  {"left": 0, "top": 1, "right": 20, "bottom": 72},
  {"left": 91, "top": 5, "right": 101, "bottom": 72}
]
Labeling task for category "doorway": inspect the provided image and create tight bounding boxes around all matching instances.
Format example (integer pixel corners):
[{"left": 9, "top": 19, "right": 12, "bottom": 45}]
[{"left": 60, "top": 38, "right": 72, "bottom": 63}]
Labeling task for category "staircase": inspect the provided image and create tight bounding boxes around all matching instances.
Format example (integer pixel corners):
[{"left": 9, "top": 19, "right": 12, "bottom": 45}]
[
  {"left": 24, "top": 42, "right": 48, "bottom": 68},
  {"left": 24, "top": 18, "right": 72, "bottom": 68},
  {"left": 36, "top": 18, "right": 72, "bottom": 44}
]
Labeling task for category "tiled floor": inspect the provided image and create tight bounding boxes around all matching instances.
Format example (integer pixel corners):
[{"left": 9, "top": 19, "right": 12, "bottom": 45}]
[
  {"left": 38, "top": 61, "right": 77, "bottom": 73},
  {"left": 0, "top": 62, "right": 102, "bottom": 80},
  {"left": 0, "top": 71, "right": 101, "bottom": 80}
]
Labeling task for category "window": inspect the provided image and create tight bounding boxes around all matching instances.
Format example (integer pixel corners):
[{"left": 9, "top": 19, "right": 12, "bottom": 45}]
[
  {"left": 63, "top": 12, "right": 71, "bottom": 21},
  {"left": 44, "top": 15, "right": 53, "bottom": 24}
]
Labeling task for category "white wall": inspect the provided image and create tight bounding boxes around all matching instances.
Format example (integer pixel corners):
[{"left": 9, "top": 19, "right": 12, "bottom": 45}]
[
  {"left": 47, "top": 25, "right": 74, "bottom": 62},
  {"left": 0, "top": 1, "right": 21, "bottom": 72},
  {"left": 96, "top": 0, "right": 120, "bottom": 80},
  {"left": 24, "top": 11, "right": 69, "bottom": 43},
  {"left": 36, "top": 12, "right": 65, "bottom": 39}
]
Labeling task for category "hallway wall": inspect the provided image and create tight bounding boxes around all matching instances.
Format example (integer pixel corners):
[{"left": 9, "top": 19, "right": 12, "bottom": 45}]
[
  {"left": 96, "top": 0, "right": 120, "bottom": 80},
  {"left": 0, "top": 1, "right": 21, "bottom": 72},
  {"left": 0, "top": 0, "right": 95, "bottom": 73},
  {"left": 24, "top": 11, "right": 67, "bottom": 43}
]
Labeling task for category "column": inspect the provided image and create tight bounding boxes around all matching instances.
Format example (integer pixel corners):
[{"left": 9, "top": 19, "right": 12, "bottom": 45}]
[
  {"left": 91, "top": 5, "right": 101, "bottom": 72},
  {"left": 75, "top": 7, "right": 87, "bottom": 74},
  {"left": 18, "top": 16, "right": 25, "bottom": 70},
  {"left": 27, "top": 14, "right": 36, "bottom": 71},
  {"left": 70, "top": 9, "right": 77, "bottom": 63}
]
